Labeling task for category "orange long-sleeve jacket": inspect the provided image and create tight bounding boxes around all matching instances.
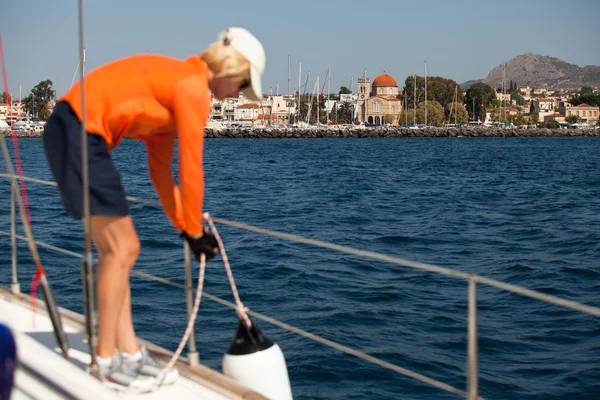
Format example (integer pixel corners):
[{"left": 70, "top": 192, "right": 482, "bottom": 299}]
[{"left": 62, "top": 54, "right": 211, "bottom": 236}]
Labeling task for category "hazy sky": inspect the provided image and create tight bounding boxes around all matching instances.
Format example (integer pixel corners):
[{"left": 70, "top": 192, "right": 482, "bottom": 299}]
[{"left": 2, "top": 0, "right": 599, "bottom": 98}]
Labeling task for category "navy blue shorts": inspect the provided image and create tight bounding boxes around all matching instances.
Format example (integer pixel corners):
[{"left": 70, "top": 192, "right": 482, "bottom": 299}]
[{"left": 43, "top": 101, "right": 129, "bottom": 220}]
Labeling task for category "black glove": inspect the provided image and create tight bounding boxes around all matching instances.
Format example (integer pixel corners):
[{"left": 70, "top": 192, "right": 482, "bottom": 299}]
[{"left": 181, "top": 230, "right": 219, "bottom": 261}]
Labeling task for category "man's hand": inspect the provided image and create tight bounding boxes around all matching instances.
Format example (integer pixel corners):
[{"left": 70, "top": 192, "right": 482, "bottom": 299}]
[{"left": 181, "top": 230, "right": 219, "bottom": 261}]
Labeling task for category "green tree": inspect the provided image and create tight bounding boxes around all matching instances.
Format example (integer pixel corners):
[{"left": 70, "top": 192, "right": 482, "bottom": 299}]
[
  {"left": 565, "top": 115, "right": 581, "bottom": 124},
  {"left": 1, "top": 92, "right": 11, "bottom": 104},
  {"left": 570, "top": 92, "right": 600, "bottom": 107},
  {"left": 464, "top": 82, "right": 495, "bottom": 122},
  {"left": 328, "top": 103, "right": 338, "bottom": 123},
  {"left": 398, "top": 109, "right": 416, "bottom": 126},
  {"left": 384, "top": 114, "right": 396, "bottom": 125},
  {"left": 339, "top": 86, "right": 351, "bottom": 94},
  {"left": 513, "top": 115, "right": 527, "bottom": 126},
  {"left": 444, "top": 101, "right": 469, "bottom": 125},
  {"left": 337, "top": 101, "right": 353, "bottom": 123},
  {"left": 528, "top": 114, "right": 539, "bottom": 126},
  {"left": 581, "top": 86, "right": 594, "bottom": 96},
  {"left": 23, "top": 80, "right": 55, "bottom": 120},
  {"left": 403, "top": 76, "right": 463, "bottom": 111},
  {"left": 515, "top": 94, "right": 527, "bottom": 106},
  {"left": 419, "top": 100, "right": 444, "bottom": 126}
]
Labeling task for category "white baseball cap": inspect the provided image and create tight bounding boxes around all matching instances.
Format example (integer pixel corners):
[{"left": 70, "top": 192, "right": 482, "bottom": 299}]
[{"left": 218, "top": 27, "right": 265, "bottom": 101}]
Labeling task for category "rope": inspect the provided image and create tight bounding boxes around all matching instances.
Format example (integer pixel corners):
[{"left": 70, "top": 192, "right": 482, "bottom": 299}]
[
  {"left": 117, "top": 254, "right": 207, "bottom": 395},
  {"left": 154, "top": 254, "right": 205, "bottom": 384},
  {"left": 204, "top": 212, "right": 252, "bottom": 328}
]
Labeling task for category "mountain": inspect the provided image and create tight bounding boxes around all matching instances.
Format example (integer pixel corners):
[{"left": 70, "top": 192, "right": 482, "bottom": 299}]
[
  {"left": 482, "top": 53, "right": 600, "bottom": 90},
  {"left": 460, "top": 79, "right": 482, "bottom": 89}
]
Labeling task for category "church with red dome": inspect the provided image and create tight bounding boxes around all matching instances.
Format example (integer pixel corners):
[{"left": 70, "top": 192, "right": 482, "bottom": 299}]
[{"left": 356, "top": 73, "right": 404, "bottom": 125}]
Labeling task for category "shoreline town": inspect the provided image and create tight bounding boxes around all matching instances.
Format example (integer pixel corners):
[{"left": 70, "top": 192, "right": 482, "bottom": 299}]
[{"left": 2, "top": 70, "right": 600, "bottom": 137}]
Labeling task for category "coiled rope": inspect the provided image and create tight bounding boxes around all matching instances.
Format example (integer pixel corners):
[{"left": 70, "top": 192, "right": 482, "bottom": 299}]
[{"left": 116, "top": 212, "right": 251, "bottom": 394}]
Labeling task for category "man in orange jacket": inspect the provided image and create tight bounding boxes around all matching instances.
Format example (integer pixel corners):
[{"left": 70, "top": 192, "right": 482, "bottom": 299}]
[{"left": 43, "top": 27, "right": 265, "bottom": 392}]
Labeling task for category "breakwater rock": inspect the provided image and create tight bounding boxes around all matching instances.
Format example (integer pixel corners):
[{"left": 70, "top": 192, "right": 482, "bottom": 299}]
[
  {"left": 204, "top": 126, "right": 600, "bottom": 138},
  {"left": 4, "top": 126, "right": 600, "bottom": 139}
]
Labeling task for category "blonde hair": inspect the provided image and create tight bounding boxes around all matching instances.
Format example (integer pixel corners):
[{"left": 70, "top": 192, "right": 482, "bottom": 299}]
[{"left": 199, "top": 40, "right": 251, "bottom": 80}]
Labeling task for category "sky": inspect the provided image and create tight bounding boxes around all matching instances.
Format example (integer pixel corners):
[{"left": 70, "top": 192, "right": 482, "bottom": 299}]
[{"left": 1, "top": 0, "right": 599, "bottom": 99}]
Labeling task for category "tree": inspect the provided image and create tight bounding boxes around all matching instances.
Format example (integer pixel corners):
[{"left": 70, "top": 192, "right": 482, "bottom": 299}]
[
  {"left": 570, "top": 91, "right": 600, "bottom": 107},
  {"left": 23, "top": 80, "right": 55, "bottom": 120},
  {"left": 337, "top": 101, "right": 353, "bottom": 123},
  {"left": 444, "top": 101, "right": 469, "bottom": 125},
  {"left": 513, "top": 115, "right": 527, "bottom": 126},
  {"left": 581, "top": 86, "right": 594, "bottom": 96},
  {"left": 565, "top": 115, "right": 581, "bottom": 124},
  {"left": 328, "top": 103, "right": 338, "bottom": 123},
  {"left": 398, "top": 109, "right": 416, "bottom": 126},
  {"left": 339, "top": 86, "right": 351, "bottom": 94},
  {"left": 384, "top": 114, "right": 396, "bottom": 125},
  {"left": 514, "top": 94, "right": 527, "bottom": 106},
  {"left": 0, "top": 92, "right": 11, "bottom": 104},
  {"left": 464, "top": 82, "right": 495, "bottom": 122},
  {"left": 403, "top": 76, "right": 463, "bottom": 111},
  {"left": 419, "top": 100, "right": 444, "bottom": 126}
]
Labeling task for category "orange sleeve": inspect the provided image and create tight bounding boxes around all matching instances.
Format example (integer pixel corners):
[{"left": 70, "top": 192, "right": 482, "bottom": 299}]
[
  {"left": 172, "top": 75, "right": 211, "bottom": 236},
  {"left": 146, "top": 137, "right": 186, "bottom": 232}
]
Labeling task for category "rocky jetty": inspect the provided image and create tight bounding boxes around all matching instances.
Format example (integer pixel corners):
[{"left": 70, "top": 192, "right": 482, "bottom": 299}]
[
  {"left": 4, "top": 126, "right": 600, "bottom": 139},
  {"left": 204, "top": 126, "right": 600, "bottom": 139}
]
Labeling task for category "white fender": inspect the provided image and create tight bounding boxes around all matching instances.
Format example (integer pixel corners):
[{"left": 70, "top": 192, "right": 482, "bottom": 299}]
[{"left": 222, "top": 319, "right": 293, "bottom": 400}]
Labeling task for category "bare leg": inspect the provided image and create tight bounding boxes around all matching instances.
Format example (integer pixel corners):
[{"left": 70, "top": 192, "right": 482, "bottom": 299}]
[
  {"left": 116, "top": 282, "right": 140, "bottom": 354},
  {"left": 91, "top": 215, "right": 140, "bottom": 359}
]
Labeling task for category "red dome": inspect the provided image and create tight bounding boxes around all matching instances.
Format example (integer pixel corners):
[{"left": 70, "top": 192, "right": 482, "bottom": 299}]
[{"left": 372, "top": 73, "right": 398, "bottom": 87}]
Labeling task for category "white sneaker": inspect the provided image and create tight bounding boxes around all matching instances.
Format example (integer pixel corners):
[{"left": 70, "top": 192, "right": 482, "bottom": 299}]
[
  {"left": 122, "top": 346, "right": 179, "bottom": 385},
  {"left": 99, "top": 353, "right": 155, "bottom": 393}
]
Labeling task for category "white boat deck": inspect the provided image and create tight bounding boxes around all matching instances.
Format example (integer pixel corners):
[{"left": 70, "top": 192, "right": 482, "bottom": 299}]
[{"left": 0, "top": 288, "right": 266, "bottom": 400}]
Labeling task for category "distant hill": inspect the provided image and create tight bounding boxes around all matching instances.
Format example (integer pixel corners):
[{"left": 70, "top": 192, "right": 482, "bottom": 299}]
[
  {"left": 460, "top": 79, "right": 482, "bottom": 89},
  {"left": 481, "top": 53, "right": 600, "bottom": 90}
]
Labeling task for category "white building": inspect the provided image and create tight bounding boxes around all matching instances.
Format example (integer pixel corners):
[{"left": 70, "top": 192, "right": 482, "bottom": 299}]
[
  {"left": 534, "top": 98, "right": 555, "bottom": 113},
  {"left": 235, "top": 103, "right": 261, "bottom": 121}
]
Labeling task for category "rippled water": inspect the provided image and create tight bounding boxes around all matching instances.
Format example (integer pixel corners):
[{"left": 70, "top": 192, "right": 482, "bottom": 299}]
[{"left": 1, "top": 137, "right": 599, "bottom": 399}]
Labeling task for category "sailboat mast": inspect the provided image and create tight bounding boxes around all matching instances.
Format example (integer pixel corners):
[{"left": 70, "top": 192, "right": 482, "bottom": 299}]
[
  {"left": 404, "top": 93, "right": 407, "bottom": 126},
  {"left": 316, "top": 74, "right": 320, "bottom": 124},
  {"left": 424, "top": 60, "right": 427, "bottom": 127},
  {"left": 287, "top": 54, "right": 292, "bottom": 125},
  {"left": 454, "top": 85, "right": 458, "bottom": 126},
  {"left": 413, "top": 74, "right": 416, "bottom": 125},
  {"left": 327, "top": 63, "right": 331, "bottom": 126},
  {"left": 297, "top": 61, "right": 301, "bottom": 123},
  {"left": 304, "top": 71, "right": 311, "bottom": 123},
  {"left": 503, "top": 62, "right": 506, "bottom": 126}
]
